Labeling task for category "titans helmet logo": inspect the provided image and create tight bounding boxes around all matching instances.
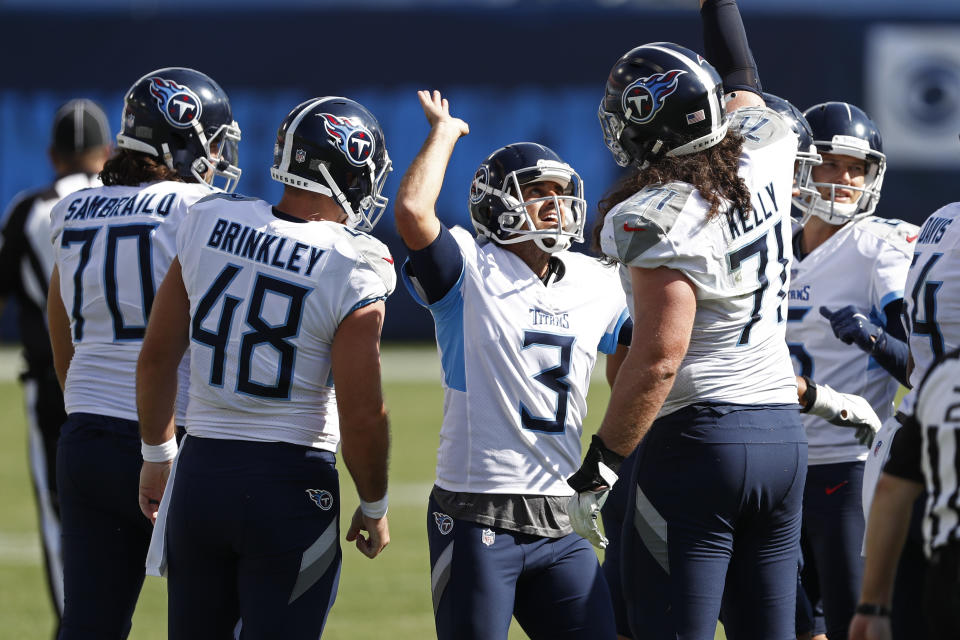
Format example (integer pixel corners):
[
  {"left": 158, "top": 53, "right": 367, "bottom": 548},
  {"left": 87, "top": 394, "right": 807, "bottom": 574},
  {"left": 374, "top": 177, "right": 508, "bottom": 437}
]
[
  {"left": 433, "top": 512, "right": 454, "bottom": 535},
  {"left": 149, "top": 77, "right": 203, "bottom": 129},
  {"left": 469, "top": 165, "right": 489, "bottom": 204},
  {"left": 621, "top": 69, "right": 687, "bottom": 124},
  {"left": 319, "top": 113, "right": 374, "bottom": 167},
  {"left": 306, "top": 489, "right": 334, "bottom": 511}
]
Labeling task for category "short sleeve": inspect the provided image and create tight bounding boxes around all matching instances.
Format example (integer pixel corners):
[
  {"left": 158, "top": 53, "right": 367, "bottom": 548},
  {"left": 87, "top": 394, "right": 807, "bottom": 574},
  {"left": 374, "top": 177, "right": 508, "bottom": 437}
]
[
  {"left": 336, "top": 232, "right": 396, "bottom": 323},
  {"left": 599, "top": 183, "right": 694, "bottom": 268}
]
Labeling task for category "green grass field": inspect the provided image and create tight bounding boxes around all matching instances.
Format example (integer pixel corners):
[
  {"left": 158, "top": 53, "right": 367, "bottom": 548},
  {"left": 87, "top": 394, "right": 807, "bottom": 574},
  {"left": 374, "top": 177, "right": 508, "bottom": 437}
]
[{"left": 0, "top": 344, "right": 725, "bottom": 639}]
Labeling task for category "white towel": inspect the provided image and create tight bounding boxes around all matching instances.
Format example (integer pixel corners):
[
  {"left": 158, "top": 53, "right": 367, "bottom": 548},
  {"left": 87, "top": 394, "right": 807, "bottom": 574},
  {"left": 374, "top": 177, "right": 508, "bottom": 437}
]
[{"left": 145, "top": 435, "right": 187, "bottom": 578}]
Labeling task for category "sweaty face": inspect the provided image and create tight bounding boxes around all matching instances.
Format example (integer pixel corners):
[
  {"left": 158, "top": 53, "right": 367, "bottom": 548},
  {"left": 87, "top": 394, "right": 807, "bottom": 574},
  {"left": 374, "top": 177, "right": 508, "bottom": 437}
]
[
  {"left": 811, "top": 152, "right": 867, "bottom": 204},
  {"left": 519, "top": 180, "right": 569, "bottom": 230}
]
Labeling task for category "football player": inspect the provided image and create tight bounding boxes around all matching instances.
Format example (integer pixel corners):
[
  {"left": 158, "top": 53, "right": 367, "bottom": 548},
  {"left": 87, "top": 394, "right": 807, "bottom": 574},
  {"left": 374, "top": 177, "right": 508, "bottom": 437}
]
[
  {"left": 849, "top": 199, "right": 960, "bottom": 640},
  {"left": 394, "top": 89, "right": 630, "bottom": 640},
  {"left": 136, "top": 96, "right": 394, "bottom": 639},
  {"left": 0, "top": 98, "right": 110, "bottom": 637},
  {"left": 568, "top": 0, "right": 808, "bottom": 632},
  {"left": 46, "top": 67, "right": 241, "bottom": 639},
  {"left": 788, "top": 100, "right": 916, "bottom": 640}
]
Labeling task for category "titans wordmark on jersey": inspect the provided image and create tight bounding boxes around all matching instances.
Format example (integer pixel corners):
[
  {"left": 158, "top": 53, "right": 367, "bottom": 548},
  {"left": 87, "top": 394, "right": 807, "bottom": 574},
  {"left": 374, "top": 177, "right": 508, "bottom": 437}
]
[
  {"left": 402, "top": 226, "right": 629, "bottom": 497},
  {"left": 787, "top": 216, "right": 916, "bottom": 464},
  {"left": 177, "top": 194, "right": 395, "bottom": 451},
  {"left": 599, "top": 106, "right": 798, "bottom": 417},
  {"left": 50, "top": 181, "right": 212, "bottom": 422}
]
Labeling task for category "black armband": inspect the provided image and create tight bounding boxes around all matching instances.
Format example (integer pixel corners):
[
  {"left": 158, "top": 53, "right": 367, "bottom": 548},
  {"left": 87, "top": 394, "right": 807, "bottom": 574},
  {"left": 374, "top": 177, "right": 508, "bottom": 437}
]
[
  {"left": 800, "top": 376, "right": 818, "bottom": 412},
  {"left": 855, "top": 603, "right": 891, "bottom": 617},
  {"left": 700, "top": 0, "right": 763, "bottom": 95}
]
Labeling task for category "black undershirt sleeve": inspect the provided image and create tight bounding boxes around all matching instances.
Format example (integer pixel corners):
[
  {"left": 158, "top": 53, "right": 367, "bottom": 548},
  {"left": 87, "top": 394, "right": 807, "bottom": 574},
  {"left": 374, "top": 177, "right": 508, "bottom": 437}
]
[
  {"left": 883, "top": 414, "right": 925, "bottom": 484},
  {"left": 700, "top": 0, "right": 763, "bottom": 95},
  {"left": 405, "top": 224, "right": 464, "bottom": 305},
  {"left": 872, "top": 298, "right": 911, "bottom": 387}
]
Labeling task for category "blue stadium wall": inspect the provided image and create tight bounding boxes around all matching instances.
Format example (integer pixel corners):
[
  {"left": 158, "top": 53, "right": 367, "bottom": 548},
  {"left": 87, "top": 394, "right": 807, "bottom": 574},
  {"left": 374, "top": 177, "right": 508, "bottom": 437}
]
[{"left": 1, "top": 7, "right": 958, "bottom": 340}]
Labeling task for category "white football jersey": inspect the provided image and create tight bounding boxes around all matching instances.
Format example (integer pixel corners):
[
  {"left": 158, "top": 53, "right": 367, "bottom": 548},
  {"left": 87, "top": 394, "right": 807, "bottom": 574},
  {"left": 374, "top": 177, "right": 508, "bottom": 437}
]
[
  {"left": 900, "top": 202, "right": 960, "bottom": 417},
  {"left": 599, "top": 107, "right": 798, "bottom": 417},
  {"left": 178, "top": 194, "right": 396, "bottom": 451},
  {"left": 50, "top": 181, "right": 212, "bottom": 422},
  {"left": 402, "top": 226, "right": 629, "bottom": 496},
  {"left": 787, "top": 217, "right": 917, "bottom": 465}
]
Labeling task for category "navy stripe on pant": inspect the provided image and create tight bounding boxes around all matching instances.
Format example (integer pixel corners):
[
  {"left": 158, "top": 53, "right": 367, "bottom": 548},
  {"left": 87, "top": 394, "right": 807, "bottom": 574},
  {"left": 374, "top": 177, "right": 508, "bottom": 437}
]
[
  {"left": 166, "top": 436, "right": 341, "bottom": 640},
  {"left": 427, "top": 491, "right": 616, "bottom": 640},
  {"left": 56, "top": 413, "right": 151, "bottom": 640},
  {"left": 621, "top": 403, "right": 807, "bottom": 640}
]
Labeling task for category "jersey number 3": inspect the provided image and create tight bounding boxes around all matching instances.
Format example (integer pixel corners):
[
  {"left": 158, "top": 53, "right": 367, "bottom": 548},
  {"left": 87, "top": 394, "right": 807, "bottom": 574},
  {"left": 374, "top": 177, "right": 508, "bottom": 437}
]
[{"left": 520, "top": 331, "right": 574, "bottom": 433}]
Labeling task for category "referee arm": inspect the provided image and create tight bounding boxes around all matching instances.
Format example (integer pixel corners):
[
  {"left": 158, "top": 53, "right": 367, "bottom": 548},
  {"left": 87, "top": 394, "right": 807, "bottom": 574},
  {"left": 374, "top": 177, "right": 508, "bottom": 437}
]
[
  {"left": 47, "top": 265, "right": 74, "bottom": 390},
  {"left": 850, "top": 422, "right": 924, "bottom": 640}
]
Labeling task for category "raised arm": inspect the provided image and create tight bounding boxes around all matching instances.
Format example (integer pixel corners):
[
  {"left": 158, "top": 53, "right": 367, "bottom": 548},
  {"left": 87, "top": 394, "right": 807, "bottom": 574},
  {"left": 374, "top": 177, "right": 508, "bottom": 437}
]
[
  {"left": 699, "top": 0, "right": 765, "bottom": 111},
  {"left": 333, "top": 300, "right": 391, "bottom": 559},
  {"left": 394, "top": 90, "right": 470, "bottom": 251}
]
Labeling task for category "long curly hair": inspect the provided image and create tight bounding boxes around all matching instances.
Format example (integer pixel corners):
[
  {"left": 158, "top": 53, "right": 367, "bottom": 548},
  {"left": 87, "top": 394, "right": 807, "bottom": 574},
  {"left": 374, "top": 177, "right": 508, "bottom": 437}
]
[
  {"left": 100, "top": 149, "right": 183, "bottom": 186},
  {"left": 592, "top": 132, "right": 752, "bottom": 253}
]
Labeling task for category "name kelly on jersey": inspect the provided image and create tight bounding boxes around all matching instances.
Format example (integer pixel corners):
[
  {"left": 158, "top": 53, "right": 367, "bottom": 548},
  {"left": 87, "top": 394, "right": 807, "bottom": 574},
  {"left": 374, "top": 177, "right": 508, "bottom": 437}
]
[{"left": 725, "top": 181, "right": 780, "bottom": 240}]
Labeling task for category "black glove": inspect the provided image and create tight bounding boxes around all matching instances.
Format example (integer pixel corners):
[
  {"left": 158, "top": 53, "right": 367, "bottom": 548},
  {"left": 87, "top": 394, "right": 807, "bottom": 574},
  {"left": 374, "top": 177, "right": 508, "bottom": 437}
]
[{"left": 567, "top": 435, "right": 625, "bottom": 492}]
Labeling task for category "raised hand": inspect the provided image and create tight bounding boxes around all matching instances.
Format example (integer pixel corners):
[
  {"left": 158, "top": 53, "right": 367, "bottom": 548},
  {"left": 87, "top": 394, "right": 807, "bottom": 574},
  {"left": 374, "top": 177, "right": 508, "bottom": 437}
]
[{"left": 417, "top": 90, "right": 470, "bottom": 137}]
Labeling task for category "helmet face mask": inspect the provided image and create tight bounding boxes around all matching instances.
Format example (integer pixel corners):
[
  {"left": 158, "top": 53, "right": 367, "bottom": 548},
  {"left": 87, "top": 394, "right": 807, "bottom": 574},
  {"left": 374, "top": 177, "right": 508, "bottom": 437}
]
[
  {"left": 797, "top": 102, "right": 886, "bottom": 226},
  {"left": 469, "top": 144, "right": 586, "bottom": 254},
  {"left": 599, "top": 42, "right": 728, "bottom": 169},
  {"left": 116, "top": 68, "right": 242, "bottom": 193},
  {"left": 270, "top": 97, "right": 392, "bottom": 232}
]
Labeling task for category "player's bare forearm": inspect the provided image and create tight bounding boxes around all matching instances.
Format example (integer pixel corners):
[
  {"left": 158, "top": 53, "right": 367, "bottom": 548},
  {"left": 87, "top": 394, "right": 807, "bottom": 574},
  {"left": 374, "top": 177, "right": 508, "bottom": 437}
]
[
  {"left": 859, "top": 473, "right": 923, "bottom": 606},
  {"left": 394, "top": 90, "right": 469, "bottom": 250},
  {"left": 332, "top": 300, "right": 390, "bottom": 503},
  {"left": 598, "top": 350, "right": 680, "bottom": 457},
  {"left": 597, "top": 267, "right": 695, "bottom": 457},
  {"left": 136, "top": 259, "right": 189, "bottom": 444},
  {"left": 47, "top": 266, "right": 74, "bottom": 391},
  {"left": 341, "top": 410, "right": 390, "bottom": 503}
]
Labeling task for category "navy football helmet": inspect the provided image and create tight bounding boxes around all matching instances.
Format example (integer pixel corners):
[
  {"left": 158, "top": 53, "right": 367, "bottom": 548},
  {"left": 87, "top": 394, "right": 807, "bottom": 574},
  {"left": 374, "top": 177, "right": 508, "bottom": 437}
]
[
  {"left": 799, "top": 101, "right": 886, "bottom": 225},
  {"left": 599, "top": 43, "right": 728, "bottom": 168},
  {"left": 116, "top": 67, "right": 241, "bottom": 192},
  {"left": 469, "top": 142, "right": 585, "bottom": 253},
  {"left": 761, "top": 92, "right": 822, "bottom": 214},
  {"left": 270, "top": 97, "right": 391, "bottom": 232}
]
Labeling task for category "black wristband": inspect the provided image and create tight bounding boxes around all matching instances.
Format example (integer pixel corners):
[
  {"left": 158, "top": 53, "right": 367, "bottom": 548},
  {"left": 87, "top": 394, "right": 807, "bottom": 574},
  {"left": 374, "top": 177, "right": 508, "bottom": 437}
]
[
  {"left": 800, "top": 376, "right": 818, "bottom": 413},
  {"left": 855, "top": 603, "right": 890, "bottom": 617}
]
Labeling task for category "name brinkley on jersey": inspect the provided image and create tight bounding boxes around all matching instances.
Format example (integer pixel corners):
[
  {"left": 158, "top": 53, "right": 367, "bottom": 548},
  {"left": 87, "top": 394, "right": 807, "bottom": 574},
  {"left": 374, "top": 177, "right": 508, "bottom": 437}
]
[{"left": 205, "top": 217, "right": 326, "bottom": 276}]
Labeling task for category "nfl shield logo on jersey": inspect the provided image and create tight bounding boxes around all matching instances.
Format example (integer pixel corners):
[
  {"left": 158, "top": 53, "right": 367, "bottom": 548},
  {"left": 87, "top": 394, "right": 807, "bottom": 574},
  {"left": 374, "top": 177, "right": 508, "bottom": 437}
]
[
  {"left": 481, "top": 528, "right": 496, "bottom": 547},
  {"left": 433, "top": 512, "right": 454, "bottom": 535},
  {"left": 306, "top": 489, "right": 334, "bottom": 511}
]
